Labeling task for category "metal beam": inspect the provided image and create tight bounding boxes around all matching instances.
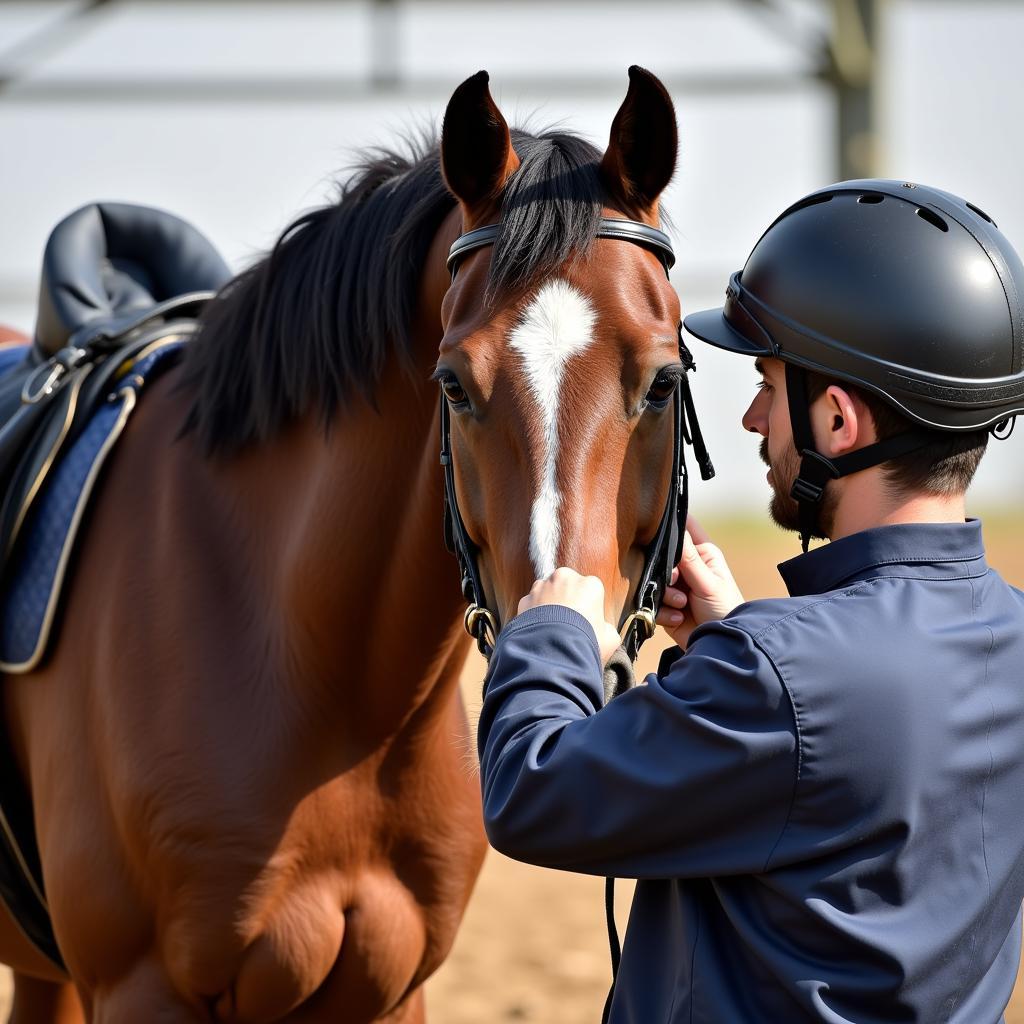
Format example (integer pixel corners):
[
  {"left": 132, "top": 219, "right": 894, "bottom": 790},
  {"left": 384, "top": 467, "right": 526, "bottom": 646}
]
[
  {"left": 0, "top": 71, "right": 819, "bottom": 104},
  {"left": 735, "top": 0, "right": 831, "bottom": 65},
  {"left": 0, "top": 0, "right": 842, "bottom": 106},
  {"left": 370, "top": 0, "right": 399, "bottom": 90},
  {"left": 0, "top": 1, "right": 112, "bottom": 88},
  {"left": 823, "top": 0, "right": 880, "bottom": 180}
]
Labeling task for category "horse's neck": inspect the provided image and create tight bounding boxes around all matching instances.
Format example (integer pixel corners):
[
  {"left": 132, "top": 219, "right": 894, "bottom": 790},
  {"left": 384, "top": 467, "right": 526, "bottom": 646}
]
[{"left": 267, "top": 212, "right": 470, "bottom": 734}]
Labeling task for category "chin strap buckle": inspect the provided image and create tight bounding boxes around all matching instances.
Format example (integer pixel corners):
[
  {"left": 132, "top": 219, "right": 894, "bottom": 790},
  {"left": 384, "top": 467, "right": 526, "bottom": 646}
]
[
  {"left": 790, "top": 450, "right": 840, "bottom": 505},
  {"left": 790, "top": 476, "right": 825, "bottom": 504}
]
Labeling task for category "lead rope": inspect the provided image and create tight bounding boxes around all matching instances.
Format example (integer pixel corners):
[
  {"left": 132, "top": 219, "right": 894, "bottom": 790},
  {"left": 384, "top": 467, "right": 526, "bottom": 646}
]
[{"left": 601, "top": 876, "right": 622, "bottom": 1024}]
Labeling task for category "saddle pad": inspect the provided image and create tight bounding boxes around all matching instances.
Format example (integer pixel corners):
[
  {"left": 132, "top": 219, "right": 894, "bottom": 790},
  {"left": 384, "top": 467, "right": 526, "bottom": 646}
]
[
  {"left": 0, "top": 344, "right": 27, "bottom": 380},
  {"left": 0, "top": 339, "right": 183, "bottom": 672}
]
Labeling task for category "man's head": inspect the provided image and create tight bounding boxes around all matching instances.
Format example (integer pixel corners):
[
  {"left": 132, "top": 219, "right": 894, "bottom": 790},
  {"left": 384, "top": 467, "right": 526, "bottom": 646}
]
[
  {"left": 742, "top": 355, "right": 990, "bottom": 541},
  {"left": 685, "top": 179, "right": 1023, "bottom": 548}
]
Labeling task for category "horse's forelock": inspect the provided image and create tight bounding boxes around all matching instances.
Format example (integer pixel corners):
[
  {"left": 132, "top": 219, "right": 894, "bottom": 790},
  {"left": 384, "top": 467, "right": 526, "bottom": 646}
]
[{"left": 488, "top": 131, "right": 609, "bottom": 300}]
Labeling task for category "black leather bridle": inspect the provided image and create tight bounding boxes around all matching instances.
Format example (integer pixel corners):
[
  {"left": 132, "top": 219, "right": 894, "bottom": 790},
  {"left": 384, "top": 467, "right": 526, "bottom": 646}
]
[{"left": 441, "top": 217, "right": 714, "bottom": 662}]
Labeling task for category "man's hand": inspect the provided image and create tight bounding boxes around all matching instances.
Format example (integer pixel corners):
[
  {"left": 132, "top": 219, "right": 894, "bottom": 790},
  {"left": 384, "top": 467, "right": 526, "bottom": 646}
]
[
  {"left": 656, "top": 516, "right": 745, "bottom": 648},
  {"left": 518, "top": 568, "right": 622, "bottom": 665}
]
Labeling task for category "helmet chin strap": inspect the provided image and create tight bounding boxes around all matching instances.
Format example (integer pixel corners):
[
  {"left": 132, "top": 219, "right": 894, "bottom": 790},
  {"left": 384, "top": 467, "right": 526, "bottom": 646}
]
[{"left": 784, "top": 364, "right": 939, "bottom": 553}]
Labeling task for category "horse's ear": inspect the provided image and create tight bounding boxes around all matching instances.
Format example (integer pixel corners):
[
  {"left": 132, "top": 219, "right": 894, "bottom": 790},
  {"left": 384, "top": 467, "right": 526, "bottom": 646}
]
[
  {"left": 600, "top": 66, "right": 677, "bottom": 216},
  {"left": 441, "top": 71, "right": 520, "bottom": 220}
]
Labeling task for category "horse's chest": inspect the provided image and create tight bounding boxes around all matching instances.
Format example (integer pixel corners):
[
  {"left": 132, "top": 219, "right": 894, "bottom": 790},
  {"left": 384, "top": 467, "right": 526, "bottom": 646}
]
[
  {"left": 158, "top": 772, "right": 479, "bottom": 1021},
  {"left": 165, "top": 859, "right": 425, "bottom": 1021}
]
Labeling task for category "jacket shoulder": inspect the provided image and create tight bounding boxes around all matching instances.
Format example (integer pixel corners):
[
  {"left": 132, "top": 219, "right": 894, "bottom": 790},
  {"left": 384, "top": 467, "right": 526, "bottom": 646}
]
[{"left": 717, "top": 588, "right": 867, "bottom": 641}]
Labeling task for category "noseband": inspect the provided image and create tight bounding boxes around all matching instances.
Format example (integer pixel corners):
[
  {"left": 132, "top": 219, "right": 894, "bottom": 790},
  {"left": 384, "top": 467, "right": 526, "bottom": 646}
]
[{"left": 440, "top": 218, "right": 714, "bottom": 662}]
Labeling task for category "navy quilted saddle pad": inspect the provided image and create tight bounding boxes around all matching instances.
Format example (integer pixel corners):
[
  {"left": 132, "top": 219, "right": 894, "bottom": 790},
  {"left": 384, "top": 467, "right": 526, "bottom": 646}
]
[{"left": 0, "top": 339, "right": 182, "bottom": 672}]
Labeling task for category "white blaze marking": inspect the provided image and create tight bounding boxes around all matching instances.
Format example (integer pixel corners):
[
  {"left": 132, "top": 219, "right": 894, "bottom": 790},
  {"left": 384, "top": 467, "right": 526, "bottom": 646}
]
[{"left": 508, "top": 280, "right": 597, "bottom": 577}]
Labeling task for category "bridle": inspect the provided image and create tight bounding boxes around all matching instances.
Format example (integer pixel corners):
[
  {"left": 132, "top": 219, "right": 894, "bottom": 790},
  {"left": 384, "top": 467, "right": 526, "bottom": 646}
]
[{"left": 440, "top": 217, "right": 715, "bottom": 663}]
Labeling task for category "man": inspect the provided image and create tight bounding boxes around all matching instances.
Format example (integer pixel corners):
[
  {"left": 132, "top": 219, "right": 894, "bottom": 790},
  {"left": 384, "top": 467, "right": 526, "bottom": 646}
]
[{"left": 476, "top": 180, "right": 1024, "bottom": 1022}]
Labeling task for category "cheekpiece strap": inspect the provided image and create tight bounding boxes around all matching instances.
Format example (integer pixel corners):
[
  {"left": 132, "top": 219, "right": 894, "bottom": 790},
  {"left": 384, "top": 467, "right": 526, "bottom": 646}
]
[
  {"left": 621, "top": 327, "right": 717, "bottom": 662},
  {"left": 439, "top": 393, "right": 493, "bottom": 657}
]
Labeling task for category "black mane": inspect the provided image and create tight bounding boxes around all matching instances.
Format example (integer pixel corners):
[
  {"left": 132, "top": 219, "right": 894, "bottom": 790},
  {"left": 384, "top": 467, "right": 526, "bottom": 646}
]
[{"left": 181, "top": 127, "right": 612, "bottom": 453}]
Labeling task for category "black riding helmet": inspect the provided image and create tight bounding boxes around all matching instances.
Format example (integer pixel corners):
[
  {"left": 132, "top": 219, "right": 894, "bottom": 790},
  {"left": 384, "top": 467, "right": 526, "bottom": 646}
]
[{"left": 684, "top": 178, "right": 1024, "bottom": 550}]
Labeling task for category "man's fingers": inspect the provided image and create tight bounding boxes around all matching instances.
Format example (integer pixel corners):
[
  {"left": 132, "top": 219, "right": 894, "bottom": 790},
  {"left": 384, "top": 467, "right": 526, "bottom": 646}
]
[
  {"left": 656, "top": 606, "right": 686, "bottom": 627},
  {"left": 680, "top": 532, "right": 717, "bottom": 593},
  {"left": 685, "top": 514, "right": 712, "bottom": 546},
  {"left": 695, "top": 541, "right": 725, "bottom": 570}
]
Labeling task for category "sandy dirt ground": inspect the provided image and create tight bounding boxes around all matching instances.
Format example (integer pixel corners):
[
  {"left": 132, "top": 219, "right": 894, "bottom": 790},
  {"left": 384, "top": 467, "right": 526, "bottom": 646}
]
[{"left": 1, "top": 514, "right": 1021, "bottom": 1021}]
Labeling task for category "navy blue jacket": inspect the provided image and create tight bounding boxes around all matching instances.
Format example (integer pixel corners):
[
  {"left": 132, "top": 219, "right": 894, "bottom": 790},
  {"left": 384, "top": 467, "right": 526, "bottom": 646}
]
[{"left": 478, "top": 521, "right": 1024, "bottom": 1023}]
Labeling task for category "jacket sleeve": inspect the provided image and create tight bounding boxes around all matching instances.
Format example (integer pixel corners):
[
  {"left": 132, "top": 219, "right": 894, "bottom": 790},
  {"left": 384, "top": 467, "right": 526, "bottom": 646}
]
[{"left": 477, "top": 604, "right": 798, "bottom": 878}]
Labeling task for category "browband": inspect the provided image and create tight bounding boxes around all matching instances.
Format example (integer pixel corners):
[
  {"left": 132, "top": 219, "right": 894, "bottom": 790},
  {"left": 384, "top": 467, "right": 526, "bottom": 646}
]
[{"left": 447, "top": 218, "right": 676, "bottom": 276}]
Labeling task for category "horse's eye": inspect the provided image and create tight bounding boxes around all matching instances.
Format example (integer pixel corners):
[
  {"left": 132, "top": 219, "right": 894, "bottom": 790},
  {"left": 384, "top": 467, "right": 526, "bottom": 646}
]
[
  {"left": 645, "top": 371, "right": 678, "bottom": 408},
  {"left": 440, "top": 375, "right": 469, "bottom": 407}
]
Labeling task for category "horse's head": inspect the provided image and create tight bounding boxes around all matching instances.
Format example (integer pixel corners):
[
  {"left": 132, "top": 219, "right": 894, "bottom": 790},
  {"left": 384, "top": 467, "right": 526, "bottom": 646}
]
[{"left": 437, "top": 67, "right": 691, "bottom": 654}]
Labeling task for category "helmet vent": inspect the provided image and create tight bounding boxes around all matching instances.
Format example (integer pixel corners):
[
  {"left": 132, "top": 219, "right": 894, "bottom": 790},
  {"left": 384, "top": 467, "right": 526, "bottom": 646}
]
[
  {"left": 789, "top": 193, "right": 834, "bottom": 215},
  {"left": 916, "top": 207, "right": 949, "bottom": 232},
  {"left": 966, "top": 201, "right": 997, "bottom": 227},
  {"left": 858, "top": 193, "right": 884, "bottom": 204}
]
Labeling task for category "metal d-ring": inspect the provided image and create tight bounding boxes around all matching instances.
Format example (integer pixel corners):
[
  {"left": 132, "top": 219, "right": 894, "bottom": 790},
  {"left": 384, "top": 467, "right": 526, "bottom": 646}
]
[
  {"left": 21, "top": 345, "right": 88, "bottom": 405},
  {"left": 619, "top": 607, "right": 657, "bottom": 645},
  {"left": 464, "top": 604, "right": 498, "bottom": 648},
  {"left": 21, "top": 361, "right": 65, "bottom": 405}
]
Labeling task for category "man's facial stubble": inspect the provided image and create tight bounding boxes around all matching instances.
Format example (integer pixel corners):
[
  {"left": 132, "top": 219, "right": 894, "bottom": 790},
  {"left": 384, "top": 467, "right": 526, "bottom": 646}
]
[{"left": 759, "top": 437, "right": 834, "bottom": 540}]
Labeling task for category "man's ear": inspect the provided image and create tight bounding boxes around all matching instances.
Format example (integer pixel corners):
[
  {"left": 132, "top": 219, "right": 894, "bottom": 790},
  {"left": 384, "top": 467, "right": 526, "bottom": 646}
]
[
  {"left": 817, "top": 384, "right": 874, "bottom": 455},
  {"left": 441, "top": 71, "right": 520, "bottom": 224}
]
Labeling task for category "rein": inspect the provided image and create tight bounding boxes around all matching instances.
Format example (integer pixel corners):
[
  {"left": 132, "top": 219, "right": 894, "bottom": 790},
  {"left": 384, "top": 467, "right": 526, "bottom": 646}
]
[{"left": 441, "top": 218, "right": 714, "bottom": 661}]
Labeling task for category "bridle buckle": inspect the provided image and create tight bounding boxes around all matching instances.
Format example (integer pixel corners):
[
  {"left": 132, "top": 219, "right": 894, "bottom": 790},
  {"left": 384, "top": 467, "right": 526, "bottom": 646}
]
[
  {"left": 464, "top": 603, "right": 498, "bottom": 655},
  {"left": 619, "top": 608, "right": 656, "bottom": 645}
]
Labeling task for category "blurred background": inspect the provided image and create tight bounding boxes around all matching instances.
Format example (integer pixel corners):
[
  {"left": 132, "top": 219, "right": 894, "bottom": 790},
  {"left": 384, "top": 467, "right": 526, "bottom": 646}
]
[
  {"left": 2, "top": 0, "right": 1023, "bottom": 516},
  {"left": 0, "top": 2, "right": 1022, "bottom": 1021}
]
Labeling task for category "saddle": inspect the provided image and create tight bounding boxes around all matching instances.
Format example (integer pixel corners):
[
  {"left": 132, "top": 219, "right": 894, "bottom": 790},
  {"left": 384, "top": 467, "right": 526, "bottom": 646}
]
[
  {"left": 0, "top": 202, "right": 230, "bottom": 572},
  {"left": 0, "top": 200, "right": 230, "bottom": 969}
]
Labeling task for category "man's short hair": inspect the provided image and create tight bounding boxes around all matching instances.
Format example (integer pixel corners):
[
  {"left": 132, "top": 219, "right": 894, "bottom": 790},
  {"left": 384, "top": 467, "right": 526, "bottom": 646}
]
[{"left": 805, "top": 372, "right": 988, "bottom": 496}]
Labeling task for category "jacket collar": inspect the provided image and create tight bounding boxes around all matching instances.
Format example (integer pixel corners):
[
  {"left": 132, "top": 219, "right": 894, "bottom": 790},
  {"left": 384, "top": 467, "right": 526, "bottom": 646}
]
[{"left": 777, "top": 519, "right": 988, "bottom": 598}]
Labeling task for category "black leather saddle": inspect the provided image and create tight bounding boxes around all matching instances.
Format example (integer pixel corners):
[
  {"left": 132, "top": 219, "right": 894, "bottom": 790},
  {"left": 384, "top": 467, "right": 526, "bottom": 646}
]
[
  {"left": 0, "top": 202, "right": 231, "bottom": 571},
  {"left": 0, "top": 200, "right": 230, "bottom": 969}
]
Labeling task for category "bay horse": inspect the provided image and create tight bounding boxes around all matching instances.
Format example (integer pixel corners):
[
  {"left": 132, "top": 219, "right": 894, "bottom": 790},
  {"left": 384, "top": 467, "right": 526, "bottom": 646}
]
[{"left": 0, "top": 66, "right": 684, "bottom": 1022}]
